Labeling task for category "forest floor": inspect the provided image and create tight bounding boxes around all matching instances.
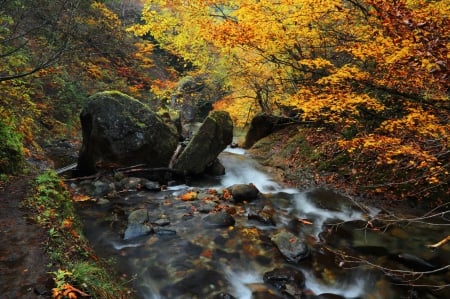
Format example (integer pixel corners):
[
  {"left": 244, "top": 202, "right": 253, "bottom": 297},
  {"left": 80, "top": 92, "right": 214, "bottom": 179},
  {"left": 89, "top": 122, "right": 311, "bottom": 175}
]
[{"left": 0, "top": 176, "right": 53, "bottom": 299}]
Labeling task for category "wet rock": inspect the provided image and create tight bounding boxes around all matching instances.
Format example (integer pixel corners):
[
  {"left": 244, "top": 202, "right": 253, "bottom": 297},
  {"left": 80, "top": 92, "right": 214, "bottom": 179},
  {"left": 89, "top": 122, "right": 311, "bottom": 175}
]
[
  {"left": 248, "top": 205, "right": 276, "bottom": 225},
  {"left": 392, "top": 253, "right": 438, "bottom": 272},
  {"left": 128, "top": 209, "right": 148, "bottom": 224},
  {"left": 92, "top": 180, "right": 114, "bottom": 197},
  {"left": 153, "top": 218, "right": 170, "bottom": 226},
  {"left": 305, "top": 189, "right": 355, "bottom": 212},
  {"left": 228, "top": 183, "right": 260, "bottom": 203},
  {"left": 123, "top": 223, "right": 152, "bottom": 240},
  {"left": 77, "top": 91, "right": 178, "bottom": 175},
  {"left": 197, "top": 200, "right": 218, "bottom": 213},
  {"left": 153, "top": 227, "right": 177, "bottom": 236},
  {"left": 271, "top": 231, "right": 310, "bottom": 263},
  {"left": 124, "top": 209, "right": 152, "bottom": 240},
  {"left": 203, "top": 212, "right": 235, "bottom": 228},
  {"left": 205, "top": 158, "right": 226, "bottom": 176},
  {"left": 263, "top": 267, "right": 306, "bottom": 297},
  {"left": 97, "top": 198, "right": 110, "bottom": 205},
  {"left": 119, "top": 177, "right": 143, "bottom": 190},
  {"left": 243, "top": 113, "right": 293, "bottom": 149},
  {"left": 171, "top": 110, "right": 233, "bottom": 174},
  {"left": 142, "top": 179, "right": 160, "bottom": 191}
]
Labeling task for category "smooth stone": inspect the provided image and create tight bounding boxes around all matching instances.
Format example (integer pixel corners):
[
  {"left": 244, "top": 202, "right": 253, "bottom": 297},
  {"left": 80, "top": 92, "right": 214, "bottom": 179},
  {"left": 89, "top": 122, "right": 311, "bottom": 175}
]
[
  {"left": 228, "top": 183, "right": 259, "bottom": 203},
  {"left": 203, "top": 212, "right": 235, "bottom": 228},
  {"left": 124, "top": 223, "right": 152, "bottom": 240},
  {"left": 93, "top": 180, "right": 113, "bottom": 196},
  {"left": 120, "top": 177, "right": 142, "bottom": 190},
  {"left": 271, "top": 230, "right": 310, "bottom": 263},
  {"left": 248, "top": 205, "right": 276, "bottom": 225},
  {"left": 143, "top": 180, "right": 160, "bottom": 191},
  {"left": 263, "top": 267, "right": 306, "bottom": 291},
  {"left": 153, "top": 218, "right": 170, "bottom": 226},
  {"left": 128, "top": 209, "right": 148, "bottom": 224},
  {"left": 154, "top": 227, "right": 177, "bottom": 236}
]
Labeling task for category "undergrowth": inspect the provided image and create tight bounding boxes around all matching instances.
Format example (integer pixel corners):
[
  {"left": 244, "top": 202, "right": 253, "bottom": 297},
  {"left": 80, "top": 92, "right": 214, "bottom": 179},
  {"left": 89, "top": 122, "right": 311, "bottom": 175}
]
[{"left": 24, "top": 170, "right": 132, "bottom": 299}]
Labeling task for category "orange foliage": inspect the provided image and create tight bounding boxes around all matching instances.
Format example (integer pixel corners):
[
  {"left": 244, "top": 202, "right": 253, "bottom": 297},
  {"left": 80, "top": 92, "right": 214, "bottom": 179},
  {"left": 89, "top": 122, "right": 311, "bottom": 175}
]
[{"left": 124, "top": 0, "right": 450, "bottom": 200}]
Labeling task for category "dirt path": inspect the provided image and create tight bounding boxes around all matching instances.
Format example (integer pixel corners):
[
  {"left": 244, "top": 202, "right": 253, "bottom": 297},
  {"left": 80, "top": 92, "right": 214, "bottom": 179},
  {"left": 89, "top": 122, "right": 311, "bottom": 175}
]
[{"left": 0, "top": 177, "right": 53, "bottom": 299}]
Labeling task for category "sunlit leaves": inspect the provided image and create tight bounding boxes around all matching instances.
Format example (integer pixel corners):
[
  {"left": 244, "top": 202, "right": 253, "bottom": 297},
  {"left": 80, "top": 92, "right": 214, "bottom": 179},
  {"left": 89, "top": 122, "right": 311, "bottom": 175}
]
[
  {"left": 345, "top": 0, "right": 450, "bottom": 99},
  {"left": 124, "top": 0, "right": 450, "bottom": 200}
]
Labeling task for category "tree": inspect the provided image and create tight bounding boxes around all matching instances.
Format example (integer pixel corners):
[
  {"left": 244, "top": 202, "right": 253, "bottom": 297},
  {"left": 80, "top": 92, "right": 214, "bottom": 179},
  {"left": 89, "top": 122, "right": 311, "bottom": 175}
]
[
  {"left": 0, "top": 0, "right": 158, "bottom": 163},
  {"left": 0, "top": 0, "right": 83, "bottom": 82},
  {"left": 131, "top": 0, "right": 449, "bottom": 201}
]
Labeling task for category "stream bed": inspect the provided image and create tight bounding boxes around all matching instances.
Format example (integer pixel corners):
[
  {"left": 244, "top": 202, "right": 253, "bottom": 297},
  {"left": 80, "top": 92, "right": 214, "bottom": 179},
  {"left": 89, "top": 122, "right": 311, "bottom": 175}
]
[{"left": 73, "top": 148, "right": 450, "bottom": 299}]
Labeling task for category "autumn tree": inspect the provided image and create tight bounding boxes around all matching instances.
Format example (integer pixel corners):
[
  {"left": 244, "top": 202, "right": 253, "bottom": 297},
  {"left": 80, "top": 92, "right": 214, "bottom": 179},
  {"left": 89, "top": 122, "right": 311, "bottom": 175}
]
[
  {"left": 131, "top": 0, "right": 449, "bottom": 201},
  {"left": 1, "top": 0, "right": 161, "bottom": 175},
  {"left": 0, "top": 0, "right": 84, "bottom": 156}
]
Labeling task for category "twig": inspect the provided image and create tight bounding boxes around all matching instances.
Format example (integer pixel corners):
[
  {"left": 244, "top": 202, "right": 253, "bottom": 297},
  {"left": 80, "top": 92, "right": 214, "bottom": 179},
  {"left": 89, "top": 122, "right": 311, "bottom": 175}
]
[{"left": 427, "top": 235, "right": 450, "bottom": 249}]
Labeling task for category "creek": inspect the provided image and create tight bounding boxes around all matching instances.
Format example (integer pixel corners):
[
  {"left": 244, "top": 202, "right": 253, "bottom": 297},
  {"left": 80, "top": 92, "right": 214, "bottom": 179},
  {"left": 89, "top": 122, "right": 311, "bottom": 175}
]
[{"left": 74, "top": 148, "right": 450, "bottom": 299}]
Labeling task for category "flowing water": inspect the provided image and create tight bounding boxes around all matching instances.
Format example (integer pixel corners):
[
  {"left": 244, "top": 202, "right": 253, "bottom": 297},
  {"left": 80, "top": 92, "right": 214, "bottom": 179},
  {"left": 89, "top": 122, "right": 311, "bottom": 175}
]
[{"left": 76, "top": 148, "right": 450, "bottom": 299}]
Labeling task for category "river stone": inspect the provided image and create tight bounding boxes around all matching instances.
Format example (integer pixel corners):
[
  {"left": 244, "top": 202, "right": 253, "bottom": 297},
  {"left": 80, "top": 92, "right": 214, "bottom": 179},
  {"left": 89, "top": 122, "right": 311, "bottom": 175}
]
[
  {"left": 196, "top": 200, "right": 218, "bottom": 213},
  {"left": 77, "top": 91, "right": 179, "bottom": 175},
  {"left": 123, "top": 223, "right": 152, "bottom": 240},
  {"left": 203, "top": 211, "right": 235, "bottom": 227},
  {"left": 205, "top": 159, "right": 226, "bottom": 176},
  {"left": 142, "top": 180, "right": 160, "bottom": 191},
  {"left": 153, "top": 218, "right": 170, "bottom": 226},
  {"left": 263, "top": 267, "right": 305, "bottom": 297},
  {"left": 171, "top": 110, "right": 233, "bottom": 174},
  {"left": 248, "top": 205, "right": 276, "bottom": 225},
  {"left": 271, "top": 231, "right": 310, "bottom": 263},
  {"left": 228, "top": 183, "right": 260, "bottom": 203},
  {"left": 153, "top": 227, "right": 177, "bottom": 236},
  {"left": 128, "top": 209, "right": 148, "bottom": 225},
  {"left": 118, "top": 177, "right": 143, "bottom": 190},
  {"left": 92, "top": 180, "right": 114, "bottom": 197}
]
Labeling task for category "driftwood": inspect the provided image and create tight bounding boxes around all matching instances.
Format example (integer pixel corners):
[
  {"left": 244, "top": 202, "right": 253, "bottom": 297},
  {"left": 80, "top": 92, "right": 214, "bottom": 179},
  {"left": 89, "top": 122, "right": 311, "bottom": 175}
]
[
  {"left": 55, "top": 163, "right": 78, "bottom": 175},
  {"left": 63, "top": 164, "right": 186, "bottom": 184}
]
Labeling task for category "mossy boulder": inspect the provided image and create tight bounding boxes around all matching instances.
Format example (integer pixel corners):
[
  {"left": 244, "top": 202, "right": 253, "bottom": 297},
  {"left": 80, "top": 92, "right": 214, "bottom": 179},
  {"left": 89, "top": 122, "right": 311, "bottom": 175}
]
[
  {"left": 77, "top": 91, "right": 179, "bottom": 175},
  {"left": 172, "top": 110, "right": 233, "bottom": 174}
]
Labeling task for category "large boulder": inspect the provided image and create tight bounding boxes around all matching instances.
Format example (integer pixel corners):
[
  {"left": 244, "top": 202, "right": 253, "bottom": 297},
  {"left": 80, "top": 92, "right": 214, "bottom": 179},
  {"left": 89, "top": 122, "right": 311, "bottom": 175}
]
[
  {"left": 76, "top": 91, "right": 179, "bottom": 175},
  {"left": 172, "top": 110, "right": 233, "bottom": 174},
  {"left": 243, "top": 113, "right": 292, "bottom": 149}
]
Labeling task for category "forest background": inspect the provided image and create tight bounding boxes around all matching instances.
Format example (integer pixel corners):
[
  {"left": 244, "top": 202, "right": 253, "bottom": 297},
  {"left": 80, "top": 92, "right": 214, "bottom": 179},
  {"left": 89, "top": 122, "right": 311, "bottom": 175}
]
[{"left": 1, "top": 0, "right": 449, "bottom": 203}]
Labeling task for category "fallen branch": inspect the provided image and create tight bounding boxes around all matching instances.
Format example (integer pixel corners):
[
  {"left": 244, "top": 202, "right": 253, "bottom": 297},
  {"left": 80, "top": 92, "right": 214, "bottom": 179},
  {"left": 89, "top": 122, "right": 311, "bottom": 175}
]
[
  {"left": 327, "top": 246, "right": 450, "bottom": 289},
  {"left": 63, "top": 166, "right": 186, "bottom": 183},
  {"left": 427, "top": 235, "right": 450, "bottom": 249}
]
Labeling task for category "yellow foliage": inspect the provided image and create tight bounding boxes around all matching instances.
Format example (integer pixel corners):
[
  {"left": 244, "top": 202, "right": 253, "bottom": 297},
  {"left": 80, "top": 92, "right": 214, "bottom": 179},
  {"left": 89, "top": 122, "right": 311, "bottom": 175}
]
[{"left": 133, "top": 0, "right": 449, "bottom": 198}]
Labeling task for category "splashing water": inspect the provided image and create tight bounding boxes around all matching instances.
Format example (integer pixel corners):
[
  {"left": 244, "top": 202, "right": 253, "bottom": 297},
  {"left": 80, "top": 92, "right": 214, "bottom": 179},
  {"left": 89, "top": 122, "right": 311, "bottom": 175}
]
[
  {"left": 293, "top": 192, "right": 365, "bottom": 236},
  {"left": 224, "top": 269, "right": 263, "bottom": 299}
]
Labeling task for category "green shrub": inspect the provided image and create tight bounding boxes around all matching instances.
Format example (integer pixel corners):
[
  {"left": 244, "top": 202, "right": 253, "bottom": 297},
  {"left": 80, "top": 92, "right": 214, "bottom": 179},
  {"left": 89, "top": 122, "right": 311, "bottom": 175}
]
[{"left": 0, "top": 119, "right": 24, "bottom": 174}]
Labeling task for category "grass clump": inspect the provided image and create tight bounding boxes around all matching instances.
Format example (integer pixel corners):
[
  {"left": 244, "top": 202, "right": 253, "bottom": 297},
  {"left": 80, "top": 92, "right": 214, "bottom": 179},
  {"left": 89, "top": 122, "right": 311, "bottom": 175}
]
[{"left": 25, "top": 170, "right": 132, "bottom": 299}]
